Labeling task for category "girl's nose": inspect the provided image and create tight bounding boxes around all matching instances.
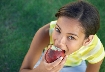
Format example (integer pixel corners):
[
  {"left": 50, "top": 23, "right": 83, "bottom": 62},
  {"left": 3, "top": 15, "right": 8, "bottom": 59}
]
[
  {"left": 60, "top": 36, "right": 66, "bottom": 45},
  {"left": 56, "top": 36, "right": 66, "bottom": 47}
]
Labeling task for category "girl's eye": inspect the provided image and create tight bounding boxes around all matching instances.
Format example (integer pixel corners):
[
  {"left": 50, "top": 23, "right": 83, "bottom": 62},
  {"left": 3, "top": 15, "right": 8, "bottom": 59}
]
[
  {"left": 55, "top": 27, "right": 61, "bottom": 33},
  {"left": 68, "top": 36, "right": 75, "bottom": 40}
]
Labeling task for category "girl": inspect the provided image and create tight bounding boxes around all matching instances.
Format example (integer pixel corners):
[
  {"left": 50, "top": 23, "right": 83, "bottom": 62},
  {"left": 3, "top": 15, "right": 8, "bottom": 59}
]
[{"left": 20, "top": 0, "right": 105, "bottom": 72}]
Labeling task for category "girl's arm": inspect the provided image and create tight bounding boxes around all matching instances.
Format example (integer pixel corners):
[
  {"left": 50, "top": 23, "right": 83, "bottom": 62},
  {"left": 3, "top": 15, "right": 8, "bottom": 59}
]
[
  {"left": 86, "top": 59, "right": 104, "bottom": 72},
  {"left": 19, "top": 24, "right": 50, "bottom": 72}
]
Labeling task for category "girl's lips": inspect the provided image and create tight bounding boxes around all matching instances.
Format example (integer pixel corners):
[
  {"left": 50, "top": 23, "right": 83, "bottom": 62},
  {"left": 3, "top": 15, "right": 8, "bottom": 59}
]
[{"left": 51, "top": 45, "right": 65, "bottom": 53}]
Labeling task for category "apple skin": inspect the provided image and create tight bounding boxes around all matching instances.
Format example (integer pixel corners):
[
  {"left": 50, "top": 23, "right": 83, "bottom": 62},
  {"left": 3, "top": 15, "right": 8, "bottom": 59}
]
[{"left": 45, "top": 46, "right": 65, "bottom": 63}]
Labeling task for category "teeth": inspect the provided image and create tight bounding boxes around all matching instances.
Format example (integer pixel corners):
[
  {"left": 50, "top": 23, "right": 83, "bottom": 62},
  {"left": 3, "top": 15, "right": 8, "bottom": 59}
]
[
  {"left": 51, "top": 45, "right": 57, "bottom": 50},
  {"left": 56, "top": 47, "right": 62, "bottom": 51},
  {"left": 51, "top": 45, "right": 62, "bottom": 51}
]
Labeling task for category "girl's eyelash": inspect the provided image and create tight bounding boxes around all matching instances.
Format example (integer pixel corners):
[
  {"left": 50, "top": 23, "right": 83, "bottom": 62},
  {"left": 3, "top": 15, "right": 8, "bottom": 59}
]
[
  {"left": 68, "top": 36, "right": 75, "bottom": 40},
  {"left": 55, "top": 27, "right": 61, "bottom": 33}
]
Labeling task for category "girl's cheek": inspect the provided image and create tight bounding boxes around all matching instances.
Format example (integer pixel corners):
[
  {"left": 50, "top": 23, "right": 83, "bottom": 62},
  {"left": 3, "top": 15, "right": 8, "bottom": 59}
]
[
  {"left": 52, "top": 31, "right": 57, "bottom": 39},
  {"left": 52, "top": 32, "right": 60, "bottom": 44},
  {"left": 52, "top": 32, "right": 56, "bottom": 42}
]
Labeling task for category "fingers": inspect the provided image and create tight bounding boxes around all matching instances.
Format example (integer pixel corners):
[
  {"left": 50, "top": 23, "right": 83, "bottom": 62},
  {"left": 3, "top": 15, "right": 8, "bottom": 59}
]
[
  {"left": 60, "top": 55, "right": 68, "bottom": 65},
  {"left": 52, "top": 55, "right": 68, "bottom": 66},
  {"left": 49, "top": 55, "right": 68, "bottom": 71},
  {"left": 43, "top": 56, "right": 63, "bottom": 70},
  {"left": 41, "top": 50, "right": 68, "bottom": 71},
  {"left": 52, "top": 55, "right": 68, "bottom": 72},
  {"left": 50, "top": 57, "right": 63, "bottom": 67}
]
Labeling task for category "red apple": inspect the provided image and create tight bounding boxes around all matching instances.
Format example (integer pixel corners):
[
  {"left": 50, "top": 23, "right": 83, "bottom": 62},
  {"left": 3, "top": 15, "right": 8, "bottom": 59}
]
[{"left": 45, "top": 45, "right": 65, "bottom": 63}]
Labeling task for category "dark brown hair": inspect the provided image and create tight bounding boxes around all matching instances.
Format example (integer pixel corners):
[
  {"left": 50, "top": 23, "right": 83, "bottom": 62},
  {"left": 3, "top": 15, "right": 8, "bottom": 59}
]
[{"left": 55, "top": 0, "right": 100, "bottom": 38}]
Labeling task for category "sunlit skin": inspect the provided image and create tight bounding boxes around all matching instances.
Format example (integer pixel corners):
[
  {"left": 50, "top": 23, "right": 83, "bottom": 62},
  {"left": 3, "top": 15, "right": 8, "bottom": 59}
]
[{"left": 52, "top": 16, "right": 89, "bottom": 55}]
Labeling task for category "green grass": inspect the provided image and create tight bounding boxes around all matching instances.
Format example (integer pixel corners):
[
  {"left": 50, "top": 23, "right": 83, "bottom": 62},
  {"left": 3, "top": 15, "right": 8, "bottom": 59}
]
[{"left": 0, "top": 0, "right": 105, "bottom": 72}]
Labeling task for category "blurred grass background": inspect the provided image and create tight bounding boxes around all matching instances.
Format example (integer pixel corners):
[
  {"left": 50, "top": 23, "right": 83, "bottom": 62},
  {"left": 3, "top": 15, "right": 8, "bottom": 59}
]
[{"left": 0, "top": 0, "right": 105, "bottom": 72}]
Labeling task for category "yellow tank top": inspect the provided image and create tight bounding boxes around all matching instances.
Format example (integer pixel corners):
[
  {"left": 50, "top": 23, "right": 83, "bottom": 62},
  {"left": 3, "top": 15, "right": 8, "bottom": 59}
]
[{"left": 48, "top": 20, "right": 105, "bottom": 66}]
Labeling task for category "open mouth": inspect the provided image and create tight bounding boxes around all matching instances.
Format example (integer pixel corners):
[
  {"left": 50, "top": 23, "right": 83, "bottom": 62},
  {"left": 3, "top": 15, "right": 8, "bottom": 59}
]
[{"left": 51, "top": 45, "right": 65, "bottom": 53}]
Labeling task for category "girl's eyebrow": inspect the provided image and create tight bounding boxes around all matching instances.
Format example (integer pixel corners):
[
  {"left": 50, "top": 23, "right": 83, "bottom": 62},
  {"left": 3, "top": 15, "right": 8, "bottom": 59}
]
[
  {"left": 56, "top": 24, "right": 61, "bottom": 30},
  {"left": 56, "top": 23, "right": 79, "bottom": 38},
  {"left": 67, "top": 33, "right": 79, "bottom": 38}
]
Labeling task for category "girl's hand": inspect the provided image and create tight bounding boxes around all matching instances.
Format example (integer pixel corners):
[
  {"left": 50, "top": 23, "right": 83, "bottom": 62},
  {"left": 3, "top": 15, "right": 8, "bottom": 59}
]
[{"left": 37, "top": 51, "right": 68, "bottom": 72}]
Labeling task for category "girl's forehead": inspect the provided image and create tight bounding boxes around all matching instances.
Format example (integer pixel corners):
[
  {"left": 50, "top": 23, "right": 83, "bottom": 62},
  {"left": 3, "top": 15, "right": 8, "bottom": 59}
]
[
  {"left": 57, "top": 17, "right": 84, "bottom": 33},
  {"left": 57, "top": 17, "right": 81, "bottom": 25}
]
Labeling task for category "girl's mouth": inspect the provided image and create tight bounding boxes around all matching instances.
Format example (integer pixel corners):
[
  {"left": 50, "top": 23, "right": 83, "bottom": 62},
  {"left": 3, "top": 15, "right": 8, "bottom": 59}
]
[{"left": 51, "top": 45, "right": 65, "bottom": 53}]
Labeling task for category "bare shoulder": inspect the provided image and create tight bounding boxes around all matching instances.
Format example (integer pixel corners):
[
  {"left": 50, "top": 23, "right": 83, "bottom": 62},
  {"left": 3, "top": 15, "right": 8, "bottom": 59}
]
[
  {"left": 28, "top": 23, "right": 50, "bottom": 58},
  {"left": 20, "top": 24, "right": 50, "bottom": 70},
  {"left": 34, "top": 23, "right": 50, "bottom": 46}
]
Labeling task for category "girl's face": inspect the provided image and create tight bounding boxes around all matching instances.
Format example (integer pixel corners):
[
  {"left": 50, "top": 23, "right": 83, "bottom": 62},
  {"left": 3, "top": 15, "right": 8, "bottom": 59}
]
[{"left": 52, "top": 16, "right": 87, "bottom": 55}]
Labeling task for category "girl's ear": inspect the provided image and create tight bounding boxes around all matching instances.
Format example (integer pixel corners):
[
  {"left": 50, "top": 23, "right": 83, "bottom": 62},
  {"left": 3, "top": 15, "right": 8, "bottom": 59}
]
[{"left": 83, "top": 35, "right": 94, "bottom": 46}]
